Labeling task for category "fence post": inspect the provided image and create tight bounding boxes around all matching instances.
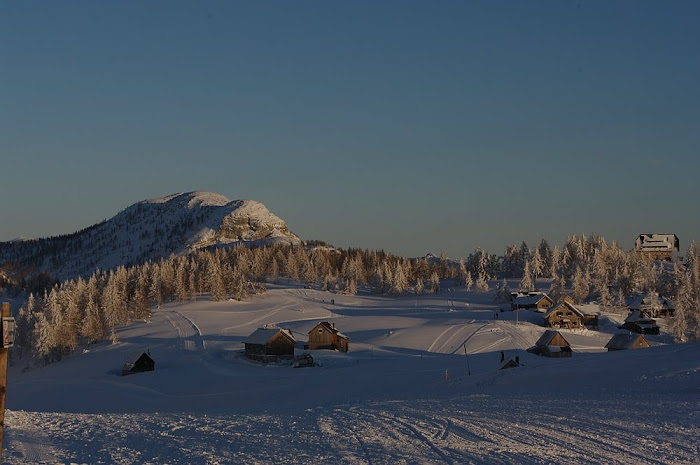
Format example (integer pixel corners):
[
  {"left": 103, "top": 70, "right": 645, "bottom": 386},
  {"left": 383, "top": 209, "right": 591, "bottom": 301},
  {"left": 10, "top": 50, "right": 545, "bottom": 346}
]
[{"left": 0, "top": 302, "right": 11, "bottom": 463}]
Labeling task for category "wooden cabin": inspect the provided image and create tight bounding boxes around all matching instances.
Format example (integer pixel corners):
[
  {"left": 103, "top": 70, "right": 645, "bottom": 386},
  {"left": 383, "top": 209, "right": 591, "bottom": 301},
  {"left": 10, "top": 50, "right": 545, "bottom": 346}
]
[
  {"left": 511, "top": 293, "right": 554, "bottom": 312},
  {"left": 628, "top": 293, "right": 675, "bottom": 318},
  {"left": 577, "top": 304, "right": 601, "bottom": 327},
  {"left": 527, "top": 330, "right": 573, "bottom": 358},
  {"left": 605, "top": 333, "right": 651, "bottom": 351},
  {"left": 244, "top": 327, "right": 296, "bottom": 362},
  {"left": 307, "top": 321, "right": 349, "bottom": 353},
  {"left": 543, "top": 301, "right": 584, "bottom": 329},
  {"left": 122, "top": 352, "right": 155, "bottom": 376},
  {"left": 622, "top": 311, "right": 660, "bottom": 335}
]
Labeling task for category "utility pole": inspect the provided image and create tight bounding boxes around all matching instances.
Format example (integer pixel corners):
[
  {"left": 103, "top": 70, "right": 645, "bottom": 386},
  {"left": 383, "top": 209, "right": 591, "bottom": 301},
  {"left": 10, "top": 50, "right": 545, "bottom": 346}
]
[{"left": 0, "top": 302, "right": 12, "bottom": 464}]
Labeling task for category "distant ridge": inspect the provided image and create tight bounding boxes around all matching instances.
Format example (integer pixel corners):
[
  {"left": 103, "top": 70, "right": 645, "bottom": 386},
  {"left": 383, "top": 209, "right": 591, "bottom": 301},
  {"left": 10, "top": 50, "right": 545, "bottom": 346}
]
[{"left": 0, "top": 191, "right": 301, "bottom": 280}]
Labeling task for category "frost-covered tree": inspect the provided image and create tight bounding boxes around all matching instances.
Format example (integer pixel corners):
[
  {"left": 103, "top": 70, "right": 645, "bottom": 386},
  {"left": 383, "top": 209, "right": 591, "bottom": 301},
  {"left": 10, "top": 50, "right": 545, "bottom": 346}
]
[
  {"left": 429, "top": 271, "right": 441, "bottom": 294},
  {"left": 493, "top": 279, "right": 511, "bottom": 303},
  {"left": 531, "top": 247, "right": 544, "bottom": 279},
  {"left": 520, "top": 261, "right": 534, "bottom": 293},
  {"left": 464, "top": 270, "right": 473, "bottom": 292},
  {"left": 391, "top": 261, "right": 408, "bottom": 295},
  {"left": 475, "top": 273, "right": 489, "bottom": 293},
  {"left": 572, "top": 265, "right": 590, "bottom": 303}
]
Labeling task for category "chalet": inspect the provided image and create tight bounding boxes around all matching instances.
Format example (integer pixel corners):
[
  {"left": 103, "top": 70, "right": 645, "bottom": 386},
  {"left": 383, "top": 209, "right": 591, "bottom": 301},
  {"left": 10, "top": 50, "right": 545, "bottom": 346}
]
[
  {"left": 244, "top": 327, "right": 296, "bottom": 362},
  {"left": 628, "top": 293, "right": 675, "bottom": 318},
  {"left": 511, "top": 293, "right": 554, "bottom": 312},
  {"left": 635, "top": 234, "right": 679, "bottom": 262},
  {"left": 307, "top": 321, "right": 349, "bottom": 353},
  {"left": 577, "top": 304, "right": 601, "bottom": 327},
  {"left": 622, "top": 311, "right": 660, "bottom": 335},
  {"left": 543, "top": 301, "right": 584, "bottom": 329},
  {"left": 527, "top": 330, "right": 572, "bottom": 358},
  {"left": 121, "top": 352, "right": 155, "bottom": 376},
  {"left": 605, "top": 333, "right": 651, "bottom": 351}
]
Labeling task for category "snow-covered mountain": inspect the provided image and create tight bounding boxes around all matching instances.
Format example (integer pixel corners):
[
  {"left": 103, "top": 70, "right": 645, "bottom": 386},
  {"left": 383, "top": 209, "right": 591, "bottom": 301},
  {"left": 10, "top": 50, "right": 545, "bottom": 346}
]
[{"left": 0, "top": 191, "right": 300, "bottom": 280}]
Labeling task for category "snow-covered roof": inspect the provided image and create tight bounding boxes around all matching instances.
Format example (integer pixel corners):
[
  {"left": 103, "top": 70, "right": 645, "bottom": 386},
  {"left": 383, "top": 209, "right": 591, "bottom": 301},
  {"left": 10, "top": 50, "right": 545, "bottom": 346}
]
[
  {"left": 534, "top": 330, "right": 570, "bottom": 347},
  {"left": 605, "top": 333, "right": 649, "bottom": 350},
  {"left": 512, "top": 294, "right": 552, "bottom": 307},
  {"left": 635, "top": 234, "right": 679, "bottom": 252},
  {"left": 624, "top": 310, "right": 656, "bottom": 324},
  {"left": 244, "top": 328, "right": 295, "bottom": 345},
  {"left": 543, "top": 301, "right": 584, "bottom": 319},
  {"left": 577, "top": 304, "right": 601, "bottom": 316},
  {"left": 628, "top": 293, "right": 674, "bottom": 311}
]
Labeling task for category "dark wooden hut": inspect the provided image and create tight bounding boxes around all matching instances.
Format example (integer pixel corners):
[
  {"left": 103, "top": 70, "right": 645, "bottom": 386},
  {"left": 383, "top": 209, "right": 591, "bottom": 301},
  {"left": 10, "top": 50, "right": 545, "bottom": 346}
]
[
  {"left": 121, "top": 352, "right": 155, "bottom": 376},
  {"left": 307, "top": 321, "right": 349, "bottom": 353},
  {"left": 605, "top": 333, "right": 651, "bottom": 351},
  {"left": 244, "top": 327, "right": 296, "bottom": 362},
  {"left": 527, "top": 330, "right": 573, "bottom": 358}
]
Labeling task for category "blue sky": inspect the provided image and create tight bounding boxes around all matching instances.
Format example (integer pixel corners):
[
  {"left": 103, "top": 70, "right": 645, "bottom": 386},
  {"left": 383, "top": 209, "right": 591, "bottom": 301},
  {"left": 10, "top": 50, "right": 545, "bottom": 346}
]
[{"left": 2, "top": 1, "right": 699, "bottom": 258}]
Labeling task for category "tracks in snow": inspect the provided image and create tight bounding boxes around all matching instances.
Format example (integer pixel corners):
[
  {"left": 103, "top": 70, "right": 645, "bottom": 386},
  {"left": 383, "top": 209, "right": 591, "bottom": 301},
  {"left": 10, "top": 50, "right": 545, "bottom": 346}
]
[{"left": 162, "top": 309, "right": 204, "bottom": 352}]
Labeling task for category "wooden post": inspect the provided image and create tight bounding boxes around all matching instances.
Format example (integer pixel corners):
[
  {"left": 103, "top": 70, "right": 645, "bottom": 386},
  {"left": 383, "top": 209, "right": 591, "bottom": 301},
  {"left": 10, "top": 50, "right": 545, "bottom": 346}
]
[{"left": 0, "top": 302, "right": 10, "bottom": 464}]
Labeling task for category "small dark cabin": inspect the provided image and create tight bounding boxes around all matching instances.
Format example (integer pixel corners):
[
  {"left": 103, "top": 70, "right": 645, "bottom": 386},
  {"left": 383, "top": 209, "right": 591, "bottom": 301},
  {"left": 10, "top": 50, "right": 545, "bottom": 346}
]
[{"left": 122, "top": 352, "right": 155, "bottom": 376}]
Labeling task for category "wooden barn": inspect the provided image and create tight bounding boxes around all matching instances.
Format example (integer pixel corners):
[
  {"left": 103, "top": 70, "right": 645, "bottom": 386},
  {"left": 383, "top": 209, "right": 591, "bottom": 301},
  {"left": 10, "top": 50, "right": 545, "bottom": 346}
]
[
  {"left": 511, "top": 293, "right": 554, "bottom": 312},
  {"left": 605, "top": 333, "right": 651, "bottom": 351},
  {"left": 244, "top": 327, "right": 296, "bottom": 362},
  {"left": 622, "top": 311, "right": 660, "bottom": 335},
  {"left": 307, "top": 321, "right": 349, "bottom": 353},
  {"left": 527, "top": 330, "right": 573, "bottom": 358},
  {"left": 543, "top": 301, "right": 584, "bottom": 329},
  {"left": 122, "top": 352, "right": 155, "bottom": 376}
]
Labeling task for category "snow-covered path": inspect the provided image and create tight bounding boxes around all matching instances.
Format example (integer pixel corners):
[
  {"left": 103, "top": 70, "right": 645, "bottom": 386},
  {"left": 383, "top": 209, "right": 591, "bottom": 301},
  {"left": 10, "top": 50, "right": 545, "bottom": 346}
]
[{"left": 5, "top": 394, "right": 698, "bottom": 465}]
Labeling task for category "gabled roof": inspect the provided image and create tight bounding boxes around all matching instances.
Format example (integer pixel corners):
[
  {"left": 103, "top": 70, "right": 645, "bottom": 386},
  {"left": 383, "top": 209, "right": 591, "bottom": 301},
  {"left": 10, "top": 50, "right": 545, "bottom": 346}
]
[
  {"left": 605, "top": 333, "right": 650, "bottom": 350},
  {"left": 244, "top": 328, "right": 296, "bottom": 345},
  {"left": 310, "top": 321, "right": 349, "bottom": 340},
  {"left": 624, "top": 310, "right": 656, "bottom": 324},
  {"left": 513, "top": 293, "right": 553, "bottom": 307},
  {"left": 534, "top": 329, "right": 570, "bottom": 347},
  {"left": 543, "top": 301, "right": 584, "bottom": 319},
  {"left": 628, "top": 293, "right": 674, "bottom": 311}
]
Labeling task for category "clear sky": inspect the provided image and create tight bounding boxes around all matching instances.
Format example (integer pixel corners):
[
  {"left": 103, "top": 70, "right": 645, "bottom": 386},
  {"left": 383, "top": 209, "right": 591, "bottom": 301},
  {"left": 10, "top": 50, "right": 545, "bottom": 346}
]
[{"left": 2, "top": 1, "right": 699, "bottom": 258}]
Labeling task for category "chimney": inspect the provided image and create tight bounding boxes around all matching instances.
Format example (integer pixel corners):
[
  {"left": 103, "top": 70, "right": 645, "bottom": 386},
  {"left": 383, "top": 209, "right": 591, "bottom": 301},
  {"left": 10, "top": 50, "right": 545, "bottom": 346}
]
[
  {"left": 515, "top": 356, "right": 519, "bottom": 365},
  {"left": 500, "top": 351, "right": 504, "bottom": 363},
  {"left": 332, "top": 322, "right": 335, "bottom": 330}
]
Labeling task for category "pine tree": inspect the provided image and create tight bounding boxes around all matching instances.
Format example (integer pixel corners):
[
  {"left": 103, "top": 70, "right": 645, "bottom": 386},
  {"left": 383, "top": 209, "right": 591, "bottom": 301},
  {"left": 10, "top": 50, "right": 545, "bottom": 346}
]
[
  {"left": 493, "top": 279, "right": 511, "bottom": 303},
  {"left": 391, "top": 261, "right": 408, "bottom": 295},
  {"left": 429, "top": 271, "right": 441, "bottom": 294},
  {"left": 464, "top": 270, "right": 473, "bottom": 292},
  {"left": 520, "top": 261, "right": 534, "bottom": 293}
]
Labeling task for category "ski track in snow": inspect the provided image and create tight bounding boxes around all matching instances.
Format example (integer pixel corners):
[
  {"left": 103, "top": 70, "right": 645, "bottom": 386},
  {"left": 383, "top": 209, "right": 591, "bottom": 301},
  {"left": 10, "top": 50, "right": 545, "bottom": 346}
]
[
  {"left": 162, "top": 310, "right": 204, "bottom": 352},
  {"left": 6, "top": 396, "right": 698, "bottom": 465}
]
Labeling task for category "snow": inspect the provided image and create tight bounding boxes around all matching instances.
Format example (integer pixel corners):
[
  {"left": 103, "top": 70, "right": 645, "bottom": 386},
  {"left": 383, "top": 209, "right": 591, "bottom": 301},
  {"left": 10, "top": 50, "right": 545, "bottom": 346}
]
[{"left": 5, "top": 284, "right": 700, "bottom": 464}]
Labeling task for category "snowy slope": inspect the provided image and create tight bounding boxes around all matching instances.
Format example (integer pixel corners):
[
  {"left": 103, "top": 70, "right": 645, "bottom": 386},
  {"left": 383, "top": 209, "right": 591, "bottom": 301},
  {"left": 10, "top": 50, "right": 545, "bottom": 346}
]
[
  {"left": 5, "top": 284, "right": 699, "bottom": 464},
  {"left": 0, "top": 192, "right": 300, "bottom": 280}
]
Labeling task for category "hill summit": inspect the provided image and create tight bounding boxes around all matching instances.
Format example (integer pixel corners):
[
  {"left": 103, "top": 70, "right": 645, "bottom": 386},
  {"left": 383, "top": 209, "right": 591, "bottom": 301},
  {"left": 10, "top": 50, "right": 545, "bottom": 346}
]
[{"left": 0, "top": 191, "right": 300, "bottom": 280}]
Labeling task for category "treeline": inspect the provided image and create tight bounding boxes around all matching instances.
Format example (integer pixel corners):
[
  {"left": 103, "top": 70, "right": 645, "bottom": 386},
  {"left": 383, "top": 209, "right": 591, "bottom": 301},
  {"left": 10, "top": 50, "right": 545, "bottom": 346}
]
[
  {"left": 11, "top": 235, "right": 700, "bottom": 366},
  {"left": 12, "top": 242, "right": 451, "bottom": 365}
]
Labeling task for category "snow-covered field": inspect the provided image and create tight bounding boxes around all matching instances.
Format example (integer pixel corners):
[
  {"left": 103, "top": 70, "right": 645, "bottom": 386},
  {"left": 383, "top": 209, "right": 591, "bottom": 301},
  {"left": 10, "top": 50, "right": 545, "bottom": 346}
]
[{"left": 5, "top": 285, "right": 700, "bottom": 464}]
